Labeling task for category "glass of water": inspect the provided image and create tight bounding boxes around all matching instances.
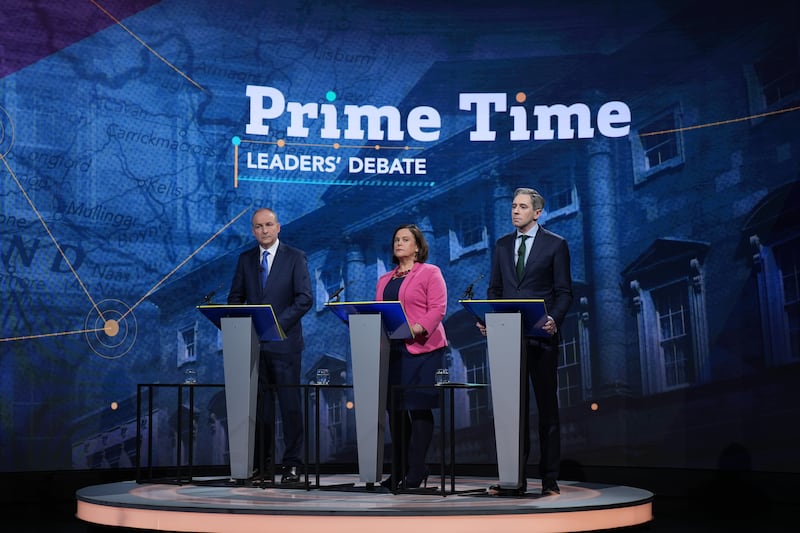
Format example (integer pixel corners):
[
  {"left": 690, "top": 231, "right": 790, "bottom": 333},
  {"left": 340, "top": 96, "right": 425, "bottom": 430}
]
[
  {"left": 316, "top": 368, "right": 330, "bottom": 385},
  {"left": 184, "top": 368, "right": 197, "bottom": 385}
]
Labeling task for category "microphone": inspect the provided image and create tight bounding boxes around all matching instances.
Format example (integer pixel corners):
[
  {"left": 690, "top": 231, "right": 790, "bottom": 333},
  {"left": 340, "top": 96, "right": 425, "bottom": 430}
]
[
  {"left": 201, "top": 282, "right": 225, "bottom": 304},
  {"left": 462, "top": 273, "right": 485, "bottom": 300},
  {"left": 329, "top": 286, "right": 345, "bottom": 302}
]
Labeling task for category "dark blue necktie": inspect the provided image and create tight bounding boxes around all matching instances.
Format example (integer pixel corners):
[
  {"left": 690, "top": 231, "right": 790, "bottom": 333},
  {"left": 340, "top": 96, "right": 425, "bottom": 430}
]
[{"left": 260, "top": 250, "right": 269, "bottom": 288}]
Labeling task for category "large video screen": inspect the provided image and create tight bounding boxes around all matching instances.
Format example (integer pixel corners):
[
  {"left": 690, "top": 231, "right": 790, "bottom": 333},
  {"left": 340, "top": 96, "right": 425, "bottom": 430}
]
[{"left": 2, "top": 0, "right": 799, "bottom": 474}]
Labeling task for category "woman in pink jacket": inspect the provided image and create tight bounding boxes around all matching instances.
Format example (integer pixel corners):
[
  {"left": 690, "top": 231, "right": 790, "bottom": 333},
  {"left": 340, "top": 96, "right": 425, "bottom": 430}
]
[{"left": 375, "top": 224, "right": 448, "bottom": 490}]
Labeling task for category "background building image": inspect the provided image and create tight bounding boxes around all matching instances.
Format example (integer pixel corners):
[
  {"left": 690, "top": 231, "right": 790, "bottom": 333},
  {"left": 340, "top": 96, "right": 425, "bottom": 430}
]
[{"left": 1, "top": 0, "right": 798, "bottom": 528}]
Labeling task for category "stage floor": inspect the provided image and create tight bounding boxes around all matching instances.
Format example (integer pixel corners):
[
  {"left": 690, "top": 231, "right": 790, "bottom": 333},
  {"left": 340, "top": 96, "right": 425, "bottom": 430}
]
[{"left": 76, "top": 475, "right": 653, "bottom": 533}]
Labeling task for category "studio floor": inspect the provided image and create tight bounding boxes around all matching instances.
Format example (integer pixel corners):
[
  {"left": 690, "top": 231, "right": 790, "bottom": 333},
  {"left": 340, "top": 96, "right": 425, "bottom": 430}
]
[{"left": 3, "top": 468, "right": 799, "bottom": 533}]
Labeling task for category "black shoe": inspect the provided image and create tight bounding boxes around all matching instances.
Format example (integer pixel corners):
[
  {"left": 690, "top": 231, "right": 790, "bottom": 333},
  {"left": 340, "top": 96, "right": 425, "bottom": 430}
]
[
  {"left": 379, "top": 476, "right": 395, "bottom": 489},
  {"left": 487, "top": 483, "right": 526, "bottom": 497},
  {"left": 542, "top": 479, "right": 560, "bottom": 496},
  {"left": 281, "top": 465, "right": 300, "bottom": 483},
  {"left": 401, "top": 468, "right": 429, "bottom": 489}
]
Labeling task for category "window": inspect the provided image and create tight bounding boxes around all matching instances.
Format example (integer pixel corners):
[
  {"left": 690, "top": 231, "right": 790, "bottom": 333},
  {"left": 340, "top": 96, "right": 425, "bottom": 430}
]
[
  {"left": 642, "top": 115, "right": 679, "bottom": 170},
  {"left": 461, "top": 345, "right": 490, "bottom": 425},
  {"left": 624, "top": 239, "right": 710, "bottom": 394},
  {"left": 631, "top": 108, "right": 685, "bottom": 183},
  {"left": 459, "top": 213, "right": 485, "bottom": 249},
  {"left": 177, "top": 323, "right": 197, "bottom": 367},
  {"left": 314, "top": 379, "right": 347, "bottom": 462},
  {"left": 327, "top": 398, "right": 343, "bottom": 449},
  {"left": 779, "top": 245, "right": 800, "bottom": 305},
  {"left": 548, "top": 185, "right": 575, "bottom": 213},
  {"left": 449, "top": 208, "right": 488, "bottom": 261},
  {"left": 753, "top": 40, "right": 800, "bottom": 107},
  {"left": 557, "top": 316, "right": 583, "bottom": 406},
  {"left": 754, "top": 237, "right": 800, "bottom": 364},
  {"left": 538, "top": 182, "right": 578, "bottom": 223},
  {"left": 744, "top": 184, "right": 800, "bottom": 366},
  {"left": 777, "top": 242, "right": 800, "bottom": 357},
  {"left": 653, "top": 283, "right": 693, "bottom": 389},
  {"left": 744, "top": 38, "right": 800, "bottom": 124},
  {"left": 315, "top": 267, "right": 344, "bottom": 312}
]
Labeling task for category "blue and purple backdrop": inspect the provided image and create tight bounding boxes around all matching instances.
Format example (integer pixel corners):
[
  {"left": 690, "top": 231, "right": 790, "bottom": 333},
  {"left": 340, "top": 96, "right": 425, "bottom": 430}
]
[{"left": 1, "top": 0, "right": 799, "bottom": 475}]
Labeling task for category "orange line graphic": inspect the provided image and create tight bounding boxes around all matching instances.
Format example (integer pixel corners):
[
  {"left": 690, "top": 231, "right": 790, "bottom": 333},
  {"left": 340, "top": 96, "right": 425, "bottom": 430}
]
[
  {"left": 641, "top": 104, "right": 800, "bottom": 137},
  {"left": 88, "top": 0, "right": 205, "bottom": 92},
  {"left": 119, "top": 207, "right": 250, "bottom": 320},
  {"left": 1, "top": 328, "right": 106, "bottom": 343},
  {"left": 1, "top": 155, "right": 106, "bottom": 321}
]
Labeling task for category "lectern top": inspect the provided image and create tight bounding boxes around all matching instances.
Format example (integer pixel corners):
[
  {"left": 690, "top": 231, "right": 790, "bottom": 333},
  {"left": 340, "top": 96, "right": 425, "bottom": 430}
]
[
  {"left": 324, "top": 300, "right": 412, "bottom": 340},
  {"left": 197, "top": 304, "right": 286, "bottom": 341},
  {"left": 458, "top": 298, "right": 549, "bottom": 338}
]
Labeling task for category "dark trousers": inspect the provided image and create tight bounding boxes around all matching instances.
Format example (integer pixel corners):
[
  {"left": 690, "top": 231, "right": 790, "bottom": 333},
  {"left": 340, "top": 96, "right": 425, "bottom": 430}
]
[
  {"left": 254, "top": 350, "right": 304, "bottom": 467},
  {"left": 388, "top": 409, "right": 434, "bottom": 482},
  {"left": 522, "top": 337, "right": 561, "bottom": 482}
]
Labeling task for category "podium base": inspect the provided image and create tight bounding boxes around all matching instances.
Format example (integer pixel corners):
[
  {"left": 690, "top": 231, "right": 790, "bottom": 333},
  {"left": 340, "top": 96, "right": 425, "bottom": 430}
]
[{"left": 78, "top": 476, "right": 655, "bottom": 533}]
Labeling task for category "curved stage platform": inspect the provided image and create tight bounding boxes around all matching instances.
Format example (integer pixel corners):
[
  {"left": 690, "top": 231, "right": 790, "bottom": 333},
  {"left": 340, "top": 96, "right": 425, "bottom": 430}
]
[{"left": 76, "top": 475, "right": 653, "bottom": 533}]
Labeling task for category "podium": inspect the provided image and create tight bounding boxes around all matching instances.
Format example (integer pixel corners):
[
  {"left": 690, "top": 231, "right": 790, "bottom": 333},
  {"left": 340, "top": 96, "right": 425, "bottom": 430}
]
[
  {"left": 325, "top": 301, "right": 412, "bottom": 485},
  {"left": 198, "top": 304, "right": 285, "bottom": 480},
  {"left": 459, "top": 299, "right": 547, "bottom": 490}
]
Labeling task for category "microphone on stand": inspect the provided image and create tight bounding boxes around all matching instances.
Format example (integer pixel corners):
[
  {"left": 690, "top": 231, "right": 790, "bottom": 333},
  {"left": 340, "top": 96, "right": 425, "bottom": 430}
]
[
  {"left": 328, "top": 286, "right": 345, "bottom": 302},
  {"left": 201, "top": 282, "right": 225, "bottom": 304},
  {"left": 461, "top": 273, "right": 485, "bottom": 300}
]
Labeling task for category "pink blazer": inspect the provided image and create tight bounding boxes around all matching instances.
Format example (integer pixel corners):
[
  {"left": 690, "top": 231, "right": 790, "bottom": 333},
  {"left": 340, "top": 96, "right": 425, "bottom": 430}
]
[{"left": 375, "top": 262, "right": 448, "bottom": 355}]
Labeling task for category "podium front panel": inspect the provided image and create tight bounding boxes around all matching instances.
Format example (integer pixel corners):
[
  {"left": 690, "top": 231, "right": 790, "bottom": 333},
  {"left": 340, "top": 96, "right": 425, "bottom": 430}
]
[
  {"left": 485, "top": 312, "right": 526, "bottom": 489},
  {"left": 220, "top": 316, "right": 260, "bottom": 480},
  {"left": 349, "top": 314, "right": 390, "bottom": 483}
]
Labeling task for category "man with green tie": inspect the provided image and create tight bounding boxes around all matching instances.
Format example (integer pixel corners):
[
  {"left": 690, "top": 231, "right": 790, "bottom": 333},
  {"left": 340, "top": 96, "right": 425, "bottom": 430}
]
[{"left": 480, "top": 187, "right": 573, "bottom": 497}]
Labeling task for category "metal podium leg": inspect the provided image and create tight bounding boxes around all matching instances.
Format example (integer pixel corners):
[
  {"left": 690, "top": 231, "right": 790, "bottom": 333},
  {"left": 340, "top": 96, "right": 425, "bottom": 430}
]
[
  {"left": 220, "top": 316, "right": 260, "bottom": 481},
  {"left": 349, "top": 314, "right": 390, "bottom": 484},
  {"left": 485, "top": 313, "right": 526, "bottom": 489}
]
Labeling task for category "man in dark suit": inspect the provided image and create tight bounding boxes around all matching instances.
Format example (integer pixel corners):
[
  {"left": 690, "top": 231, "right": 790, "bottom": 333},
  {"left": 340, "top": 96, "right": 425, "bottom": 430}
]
[
  {"left": 481, "top": 187, "right": 573, "bottom": 496},
  {"left": 227, "top": 207, "right": 313, "bottom": 483}
]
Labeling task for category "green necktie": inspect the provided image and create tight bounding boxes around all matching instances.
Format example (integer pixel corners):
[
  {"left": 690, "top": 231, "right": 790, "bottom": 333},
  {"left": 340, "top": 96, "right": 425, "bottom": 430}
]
[{"left": 516, "top": 235, "right": 529, "bottom": 281}]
